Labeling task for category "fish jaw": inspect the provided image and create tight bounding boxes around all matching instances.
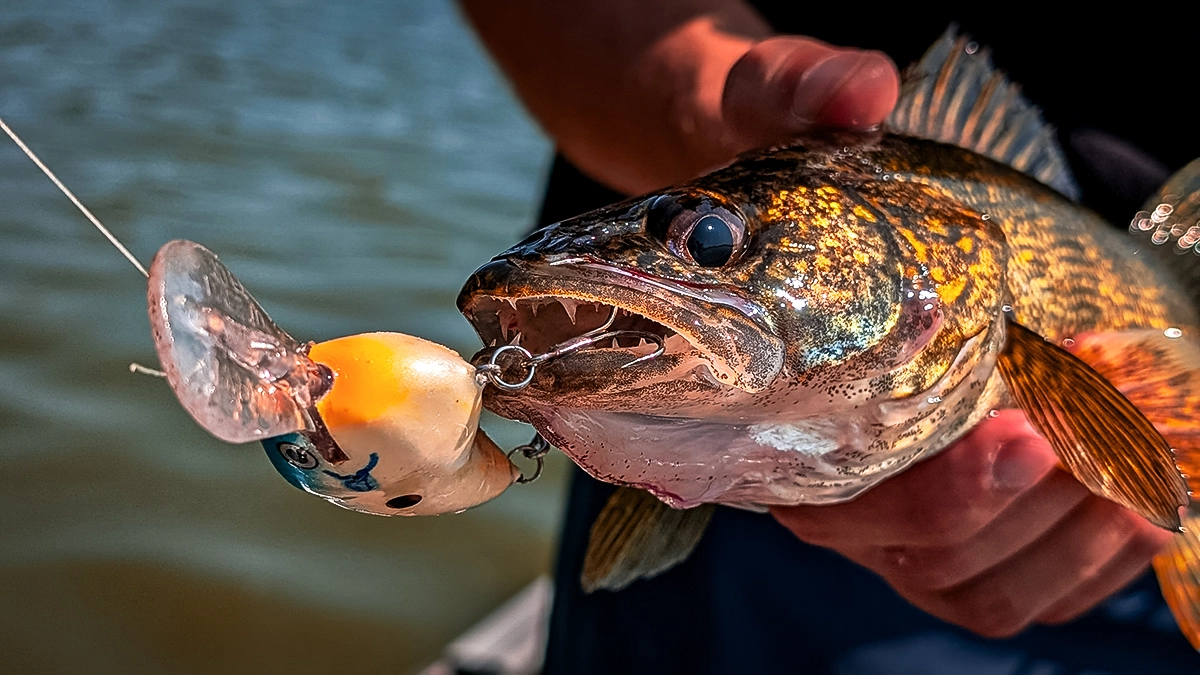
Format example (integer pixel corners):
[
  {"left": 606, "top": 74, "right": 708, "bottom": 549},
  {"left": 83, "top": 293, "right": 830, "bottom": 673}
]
[
  {"left": 458, "top": 257, "right": 787, "bottom": 411},
  {"left": 511, "top": 317, "right": 1008, "bottom": 509}
]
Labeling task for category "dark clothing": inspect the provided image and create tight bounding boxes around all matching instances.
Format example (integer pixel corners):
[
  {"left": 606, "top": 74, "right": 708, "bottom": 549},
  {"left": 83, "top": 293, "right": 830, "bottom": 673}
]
[
  {"left": 547, "top": 473, "right": 1197, "bottom": 674},
  {"left": 540, "top": 11, "right": 1200, "bottom": 675}
]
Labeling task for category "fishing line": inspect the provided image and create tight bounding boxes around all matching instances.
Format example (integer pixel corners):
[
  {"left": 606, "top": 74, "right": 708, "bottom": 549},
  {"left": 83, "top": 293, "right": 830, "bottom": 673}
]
[{"left": 0, "top": 116, "right": 149, "bottom": 278}]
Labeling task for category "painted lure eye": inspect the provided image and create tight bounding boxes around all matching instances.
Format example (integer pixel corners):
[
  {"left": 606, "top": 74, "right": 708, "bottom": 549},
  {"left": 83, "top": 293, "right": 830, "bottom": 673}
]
[
  {"left": 279, "top": 440, "right": 319, "bottom": 470},
  {"left": 648, "top": 193, "right": 746, "bottom": 268},
  {"left": 386, "top": 494, "right": 423, "bottom": 509}
]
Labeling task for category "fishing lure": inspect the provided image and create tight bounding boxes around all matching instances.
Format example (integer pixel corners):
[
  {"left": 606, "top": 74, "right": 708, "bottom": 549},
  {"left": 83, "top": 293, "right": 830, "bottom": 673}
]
[{"left": 0, "top": 117, "right": 662, "bottom": 517}]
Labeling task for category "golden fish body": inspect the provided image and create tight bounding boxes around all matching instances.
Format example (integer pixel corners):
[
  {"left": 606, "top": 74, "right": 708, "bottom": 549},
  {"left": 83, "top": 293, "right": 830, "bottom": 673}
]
[{"left": 459, "top": 132, "right": 1194, "bottom": 510}]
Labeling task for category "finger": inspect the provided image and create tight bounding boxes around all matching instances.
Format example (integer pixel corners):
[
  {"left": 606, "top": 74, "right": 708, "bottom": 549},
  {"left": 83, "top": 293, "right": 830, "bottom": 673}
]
[
  {"left": 840, "top": 467, "right": 1090, "bottom": 590},
  {"left": 1037, "top": 521, "right": 1172, "bottom": 624},
  {"left": 907, "top": 496, "right": 1151, "bottom": 638},
  {"left": 722, "top": 36, "right": 898, "bottom": 149},
  {"left": 772, "top": 410, "right": 1058, "bottom": 548}
]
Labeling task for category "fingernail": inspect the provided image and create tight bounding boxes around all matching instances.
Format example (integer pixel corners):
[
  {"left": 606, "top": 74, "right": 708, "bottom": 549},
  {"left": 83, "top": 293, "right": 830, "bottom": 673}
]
[
  {"left": 992, "top": 440, "right": 1057, "bottom": 491},
  {"left": 790, "top": 52, "right": 871, "bottom": 127}
]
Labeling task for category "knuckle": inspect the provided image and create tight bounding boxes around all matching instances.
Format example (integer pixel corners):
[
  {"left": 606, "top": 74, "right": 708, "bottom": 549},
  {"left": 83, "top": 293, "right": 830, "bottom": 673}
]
[
  {"left": 904, "top": 501, "right": 982, "bottom": 546},
  {"left": 1125, "top": 525, "right": 1173, "bottom": 561},
  {"left": 875, "top": 546, "right": 965, "bottom": 590},
  {"left": 945, "top": 587, "right": 1032, "bottom": 638}
]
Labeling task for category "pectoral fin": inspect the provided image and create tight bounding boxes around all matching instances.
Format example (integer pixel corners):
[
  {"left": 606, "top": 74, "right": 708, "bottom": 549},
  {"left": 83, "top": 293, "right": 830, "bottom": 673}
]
[
  {"left": 1154, "top": 512, "right": 1200, "bottom": 651},
  {"left": 996, "top": 320, "right": 1189, "bottom": 530},
  {"left": 1064, "top": 329, "right": 1200, "bottom": 478},
  {"left": 581, "top": 487, "right": 713, "bottom": 593}
]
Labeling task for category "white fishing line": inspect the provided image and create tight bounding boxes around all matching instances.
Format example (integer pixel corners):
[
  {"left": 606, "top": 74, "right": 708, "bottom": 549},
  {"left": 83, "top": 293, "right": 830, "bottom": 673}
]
[{"left": 0, "top": 116, "right": 149, "bottom": 278}]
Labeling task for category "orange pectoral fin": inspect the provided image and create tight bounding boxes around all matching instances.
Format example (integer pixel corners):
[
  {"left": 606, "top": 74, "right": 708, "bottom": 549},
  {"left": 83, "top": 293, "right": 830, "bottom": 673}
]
[
  {"left": 1066, "top": 329, "right": 1200, "bottom": 484},
  {"left": 1154, "top": 513, "right": 1200, "bottom": 651},
  {"left": 996, "top": 321, "right": 1189, "bottom": 531},
  {"left": 1062, "top": 329, "right": 1200, "bottom": 650}
]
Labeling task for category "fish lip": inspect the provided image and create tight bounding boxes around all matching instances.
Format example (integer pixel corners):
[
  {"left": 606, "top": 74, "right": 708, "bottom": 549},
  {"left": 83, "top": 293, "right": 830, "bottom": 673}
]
[{"left": 458, "top": 258, "right": 785, "bottom": 393}]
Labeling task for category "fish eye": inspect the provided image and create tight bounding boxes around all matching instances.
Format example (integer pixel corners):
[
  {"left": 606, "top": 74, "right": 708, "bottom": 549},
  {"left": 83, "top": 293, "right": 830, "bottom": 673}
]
[
  {"left": 278, "top": 441, "right": 319, "bottom": 470},
  {"left": 386, "top": 494, "right": 423, "bottom": 509},
  {"left": 685, "top": 214, "right": 736, "bottom": 266},
  {"left": 666, "top": 205, "right": 745, "bottom": 268}
]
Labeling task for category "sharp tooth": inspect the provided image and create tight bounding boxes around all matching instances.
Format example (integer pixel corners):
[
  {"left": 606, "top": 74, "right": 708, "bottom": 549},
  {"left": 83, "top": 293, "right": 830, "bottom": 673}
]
[
  {"left": 500, "top": 323, "right": 509, "bottom": 342},
  {"left": 512, "top": 331, "right": 523, "bottom": 346},
  {"left": 530, "top": 302, "right": 539, "bottom": 317},
  {"left": 562, "top": 299, "right": 578, "bottom": 324},
  {"left": 489, "top": 339, "right": 498, "bottom": 347}
]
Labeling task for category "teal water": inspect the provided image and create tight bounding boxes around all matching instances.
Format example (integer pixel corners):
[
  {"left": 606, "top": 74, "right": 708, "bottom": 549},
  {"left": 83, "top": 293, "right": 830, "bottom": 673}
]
[{"left": 0, "top": 2, "right": 566, "bottom": 672}]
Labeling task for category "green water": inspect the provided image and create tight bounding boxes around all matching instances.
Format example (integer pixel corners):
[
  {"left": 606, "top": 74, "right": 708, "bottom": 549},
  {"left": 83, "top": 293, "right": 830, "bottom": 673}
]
[{"left": 0, "top": 1, "right": 567, "bottom": 672}]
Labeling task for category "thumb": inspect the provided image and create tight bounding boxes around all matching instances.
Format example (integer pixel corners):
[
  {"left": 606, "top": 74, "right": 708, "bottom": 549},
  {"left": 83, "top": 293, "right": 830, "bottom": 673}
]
[{"left": 722, "top": 36, "right": 899, "bottom": 150}]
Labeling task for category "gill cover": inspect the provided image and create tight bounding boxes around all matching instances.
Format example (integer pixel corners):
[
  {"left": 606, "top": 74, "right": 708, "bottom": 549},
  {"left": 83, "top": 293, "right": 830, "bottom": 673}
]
[{"left": 148, "top": 240, "right": 517, "bottom": 515}]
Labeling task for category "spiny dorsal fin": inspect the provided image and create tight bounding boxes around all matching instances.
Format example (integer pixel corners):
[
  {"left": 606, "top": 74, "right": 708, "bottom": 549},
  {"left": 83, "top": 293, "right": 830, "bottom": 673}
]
[
  {"left": 996, "top": 320, "right": 1188, "bottom": 530},
  {"left": 581, "top": 487, "right": 713, "bottom": 593},
  {"left": 1128, "top": 158, "right": 1200, "bottom": 307},
  {"left": 1154, "top": 511, "right": 1200, "bottom": 651},
  {"left": 887, "top": 25, "right": 1080, "bottom": 200}
]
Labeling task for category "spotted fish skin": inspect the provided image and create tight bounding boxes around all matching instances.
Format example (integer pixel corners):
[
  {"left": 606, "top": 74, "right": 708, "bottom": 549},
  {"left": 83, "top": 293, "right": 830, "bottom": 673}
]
[
  {"left": 458, "top": 129, "right": 1193, "bottom": 510},
  {"left": 459, "top": 24, "right": 1200, "bottom": 611}
]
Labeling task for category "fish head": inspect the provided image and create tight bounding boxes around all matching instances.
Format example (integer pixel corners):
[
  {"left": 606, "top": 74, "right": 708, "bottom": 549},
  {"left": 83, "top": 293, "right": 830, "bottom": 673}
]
[
  {"left": 458, "top": 138, "right": 1011, "bottom": 506},
  {"left": 460, "top": 186, "right": 786, "bottom": 411}
]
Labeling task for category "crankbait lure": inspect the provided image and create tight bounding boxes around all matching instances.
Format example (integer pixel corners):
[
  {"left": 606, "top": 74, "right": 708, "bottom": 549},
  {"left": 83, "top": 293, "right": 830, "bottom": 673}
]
[{"left": 1, "top": 117, "right": 663, "bottom": 517}]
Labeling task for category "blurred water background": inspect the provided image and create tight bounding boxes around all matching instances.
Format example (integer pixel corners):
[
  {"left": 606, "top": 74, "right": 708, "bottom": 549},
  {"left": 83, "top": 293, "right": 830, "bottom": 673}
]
[{"left": 0, "top": 1, "right": 565, "bottom": 672}]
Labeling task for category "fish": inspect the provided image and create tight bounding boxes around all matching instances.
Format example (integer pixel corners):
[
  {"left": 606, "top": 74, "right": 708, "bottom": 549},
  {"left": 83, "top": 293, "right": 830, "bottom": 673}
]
[{"left": 456, "top": 27, "right": 1200, "bottom": 646}]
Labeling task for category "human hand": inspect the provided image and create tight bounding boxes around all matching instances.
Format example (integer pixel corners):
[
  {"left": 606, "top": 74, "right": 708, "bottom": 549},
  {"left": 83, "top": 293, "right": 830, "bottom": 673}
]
[
  {"left": 771, "top": 410, "right": 1173, "bottom": 637},
  {"left": 462, "top": 1, "right": 900, "bottom": 195},
  {"left": 721, "top": 36, "right": 899, "bottom": 153}
]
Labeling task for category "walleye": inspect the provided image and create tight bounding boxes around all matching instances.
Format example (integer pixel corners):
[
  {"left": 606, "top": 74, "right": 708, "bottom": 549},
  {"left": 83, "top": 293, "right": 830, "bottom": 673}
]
[{"left": 457, "top": 28, "right": 1200, "bottom": 646}]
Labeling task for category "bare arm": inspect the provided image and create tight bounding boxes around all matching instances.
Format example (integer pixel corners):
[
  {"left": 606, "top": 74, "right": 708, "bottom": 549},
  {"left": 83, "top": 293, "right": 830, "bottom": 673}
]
[{"left": 460, "top": 0, "right": 897, "bottom": 195}]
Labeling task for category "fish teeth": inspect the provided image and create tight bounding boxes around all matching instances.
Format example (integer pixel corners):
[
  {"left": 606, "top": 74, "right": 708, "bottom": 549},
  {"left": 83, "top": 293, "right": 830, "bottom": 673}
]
[
  {"left": 561, "top": 298, "right": 578, "bottom": 324},
  {"left": 511, "top": 331, "right": 524, "bottom": 346}
]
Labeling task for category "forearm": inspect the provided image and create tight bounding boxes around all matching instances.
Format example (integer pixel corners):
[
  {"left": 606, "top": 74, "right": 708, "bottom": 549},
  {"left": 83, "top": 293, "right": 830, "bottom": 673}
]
[{"left": 460, "top": 0, "right": 771, "bottom": 195}]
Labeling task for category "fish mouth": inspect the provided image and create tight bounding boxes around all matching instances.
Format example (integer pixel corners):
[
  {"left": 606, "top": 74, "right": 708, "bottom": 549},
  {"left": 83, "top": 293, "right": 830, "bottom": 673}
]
[
  {"left": 458, "top": 259, "right": 785, "bottom": 403},
  {"left": 467, "top": 294, "right": 703, "bottom": 371}
]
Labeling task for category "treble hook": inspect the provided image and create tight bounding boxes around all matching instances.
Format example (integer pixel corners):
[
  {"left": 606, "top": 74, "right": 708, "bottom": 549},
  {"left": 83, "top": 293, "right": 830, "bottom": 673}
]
[{"left": 474, "top": 306, "right": 667, "bottom": 391}]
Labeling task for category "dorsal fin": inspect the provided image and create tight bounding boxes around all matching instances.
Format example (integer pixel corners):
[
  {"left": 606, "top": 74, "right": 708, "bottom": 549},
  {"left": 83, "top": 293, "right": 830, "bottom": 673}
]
[{"left": 887, "top": 25, "right": 1080, "bottom": 200}]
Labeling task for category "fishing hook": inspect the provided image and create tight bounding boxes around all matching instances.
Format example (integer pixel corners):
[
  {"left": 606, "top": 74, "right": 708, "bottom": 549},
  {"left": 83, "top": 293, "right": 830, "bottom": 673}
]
[{"left": 474, "top": 306, "right": 667, "bottom": 391}]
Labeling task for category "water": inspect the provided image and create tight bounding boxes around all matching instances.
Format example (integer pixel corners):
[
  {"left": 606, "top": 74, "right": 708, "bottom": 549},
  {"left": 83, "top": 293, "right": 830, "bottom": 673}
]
[{"left": 0, "top": 1, "right": 566, "bottom": 672}]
